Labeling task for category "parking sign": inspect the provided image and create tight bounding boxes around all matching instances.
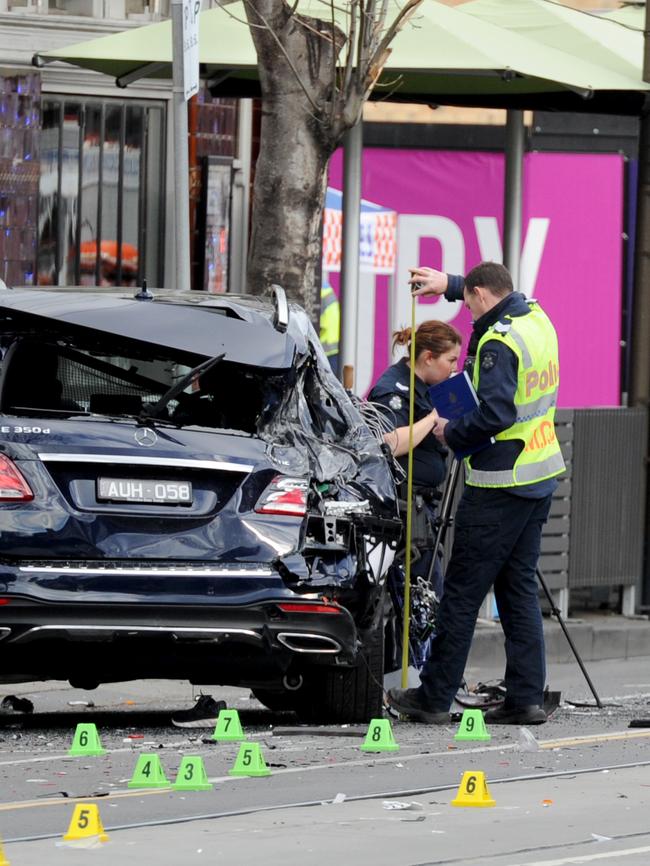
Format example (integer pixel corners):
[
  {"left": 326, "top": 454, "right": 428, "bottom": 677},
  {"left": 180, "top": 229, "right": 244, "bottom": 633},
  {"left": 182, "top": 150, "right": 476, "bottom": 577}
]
[{"left": 182, "top": 0, "right": 200, "bottom": 100}]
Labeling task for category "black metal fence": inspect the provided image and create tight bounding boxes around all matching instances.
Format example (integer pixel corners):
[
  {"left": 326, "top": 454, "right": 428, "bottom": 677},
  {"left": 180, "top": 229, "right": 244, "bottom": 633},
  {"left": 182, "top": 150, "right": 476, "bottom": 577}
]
[{"left": 443, "top": 407, "right": 649, "bottom": 616}]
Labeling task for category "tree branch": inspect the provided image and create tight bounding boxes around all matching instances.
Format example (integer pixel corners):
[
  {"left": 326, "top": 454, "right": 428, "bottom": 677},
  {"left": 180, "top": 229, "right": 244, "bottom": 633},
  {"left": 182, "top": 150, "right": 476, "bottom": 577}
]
[
  {"left": 243, "top": 0, "right": 322, "bottom": 114},
  {"left": 342, "top": 0, "right": 358, "bottom": 100},
  {"left": 366, "top": 0, "right": 422, "bottom": 91}
]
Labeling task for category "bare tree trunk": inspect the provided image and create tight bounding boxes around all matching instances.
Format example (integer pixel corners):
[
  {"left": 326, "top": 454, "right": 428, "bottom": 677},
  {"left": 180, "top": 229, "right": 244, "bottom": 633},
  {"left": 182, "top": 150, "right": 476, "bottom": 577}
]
[
  {"left": 243, "top": 0, "right": 420, "bottom": 323},
  {"left": 247, "top": 92, "right": 331, "bottom": 323},
  {"left": 244, "top": 0, "right": 345, "bottom": 322}
]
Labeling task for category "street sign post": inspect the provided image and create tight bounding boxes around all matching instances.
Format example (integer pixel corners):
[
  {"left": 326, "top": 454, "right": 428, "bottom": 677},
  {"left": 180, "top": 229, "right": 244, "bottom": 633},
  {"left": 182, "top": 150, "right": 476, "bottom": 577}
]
[
  {"left": 182, "top": 0, "right": 200, "bottom": 100},
  {"left": 171, "top": 0, "right": 200, "bottom": 291}
]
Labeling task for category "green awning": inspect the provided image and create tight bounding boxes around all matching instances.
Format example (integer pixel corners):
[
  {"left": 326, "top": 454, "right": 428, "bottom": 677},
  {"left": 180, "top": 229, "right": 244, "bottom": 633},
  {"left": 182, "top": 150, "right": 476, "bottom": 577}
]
[
  {"left": 602, "top": 6, "right": 644, "bottom": 29},
  {"left": 462, "top": 0, "right": 644, "bottom": 86},
  {"left": 33, "top": 0, "right": 650, "bottom": 105}
]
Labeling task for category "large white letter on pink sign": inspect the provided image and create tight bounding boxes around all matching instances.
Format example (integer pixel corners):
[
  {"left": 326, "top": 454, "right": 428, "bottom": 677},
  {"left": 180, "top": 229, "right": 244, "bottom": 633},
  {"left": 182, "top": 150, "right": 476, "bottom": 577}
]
[
  {"left": 473, "top": 216, "right": 550, "bottom": 298},
  {"left": 393, "top": 215, "right": 464, "bottom": 346}
]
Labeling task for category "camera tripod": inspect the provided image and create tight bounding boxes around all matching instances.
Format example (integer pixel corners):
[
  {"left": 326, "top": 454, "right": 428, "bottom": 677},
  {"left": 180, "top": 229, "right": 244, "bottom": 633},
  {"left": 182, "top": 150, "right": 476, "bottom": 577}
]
[{"left": 427, "top": 457, "right": 603, "bottom": 709}]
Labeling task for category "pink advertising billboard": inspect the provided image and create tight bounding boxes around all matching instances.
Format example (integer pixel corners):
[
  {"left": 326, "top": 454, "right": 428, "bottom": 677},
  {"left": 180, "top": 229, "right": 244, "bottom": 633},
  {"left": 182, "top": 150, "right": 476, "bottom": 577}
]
[{"left": 328, "top": 149, "right": 624, "bottom": 408}]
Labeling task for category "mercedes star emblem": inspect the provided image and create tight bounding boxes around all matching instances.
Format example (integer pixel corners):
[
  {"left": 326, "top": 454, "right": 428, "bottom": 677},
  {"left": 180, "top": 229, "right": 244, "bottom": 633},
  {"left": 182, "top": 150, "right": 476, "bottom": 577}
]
[{"left": 134, "top": 427, "right": 157, "bottom": 447}]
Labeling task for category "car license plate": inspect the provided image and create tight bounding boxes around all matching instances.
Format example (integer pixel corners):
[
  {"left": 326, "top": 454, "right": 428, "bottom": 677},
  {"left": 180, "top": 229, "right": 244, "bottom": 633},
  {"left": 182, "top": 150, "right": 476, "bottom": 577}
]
[{"left": 97, "top": 477, "right": 193, "bottom": 505}]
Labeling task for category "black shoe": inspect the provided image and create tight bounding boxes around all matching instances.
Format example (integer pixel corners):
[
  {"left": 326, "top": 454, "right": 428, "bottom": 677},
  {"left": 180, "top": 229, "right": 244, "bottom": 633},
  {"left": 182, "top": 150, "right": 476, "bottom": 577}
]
[
  {"left": 0, "top": 695, "right": 34, "bottom": 715},
  {"left": 171, "top": 695, "right": 227, "bottom": 728},
  {"left": 484, "top": 704, "right": 547, "bottom": 725},
  {"left": 386, "top": 688, "right": 450, "bottom": 724}
]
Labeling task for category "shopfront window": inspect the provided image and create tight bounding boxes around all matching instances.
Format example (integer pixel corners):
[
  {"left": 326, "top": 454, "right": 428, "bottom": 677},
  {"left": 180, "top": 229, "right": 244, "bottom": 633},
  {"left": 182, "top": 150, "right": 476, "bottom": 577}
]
[
  {"left": 37, "top": 96, "right": 165, "bottom": 288},
  {"left": 0, "top": 71, "right": 40, "bottom": 286}
]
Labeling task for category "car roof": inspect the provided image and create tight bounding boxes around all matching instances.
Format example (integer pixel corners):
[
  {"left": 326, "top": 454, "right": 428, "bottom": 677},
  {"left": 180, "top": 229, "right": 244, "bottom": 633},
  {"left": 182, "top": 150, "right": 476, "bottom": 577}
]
[{"left": 0, "top": 287, "right": 299, "bottom": 369}]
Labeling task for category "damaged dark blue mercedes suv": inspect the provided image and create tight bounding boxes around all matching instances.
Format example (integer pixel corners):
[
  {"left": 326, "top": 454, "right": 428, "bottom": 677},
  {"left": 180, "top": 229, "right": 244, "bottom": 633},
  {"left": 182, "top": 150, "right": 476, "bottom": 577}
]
[{"left": 0, "top": 284, "right": 401, "bottom": 722}]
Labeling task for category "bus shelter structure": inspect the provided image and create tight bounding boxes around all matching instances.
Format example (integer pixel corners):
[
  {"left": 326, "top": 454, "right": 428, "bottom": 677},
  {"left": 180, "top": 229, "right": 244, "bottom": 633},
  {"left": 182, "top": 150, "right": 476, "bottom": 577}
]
[{"left": 32, "top": 0, "right": 650, "bottom": 385}]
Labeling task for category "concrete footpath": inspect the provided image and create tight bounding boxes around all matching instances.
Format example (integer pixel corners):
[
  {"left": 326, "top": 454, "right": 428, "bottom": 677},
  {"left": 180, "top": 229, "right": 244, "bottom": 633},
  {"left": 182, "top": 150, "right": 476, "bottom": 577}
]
[{"left": 468, "top": 612, "right": 650, "bottom": 669}]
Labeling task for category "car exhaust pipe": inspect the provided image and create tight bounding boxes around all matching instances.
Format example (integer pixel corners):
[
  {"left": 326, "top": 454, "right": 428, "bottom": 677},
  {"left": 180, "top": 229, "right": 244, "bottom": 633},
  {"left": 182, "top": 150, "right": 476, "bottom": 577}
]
[
  {"left": 276, "top": 632, "right": 341, "bottom": 654},
  {"left": 282, "top": 673, "right": 304, "bottom": 691}
]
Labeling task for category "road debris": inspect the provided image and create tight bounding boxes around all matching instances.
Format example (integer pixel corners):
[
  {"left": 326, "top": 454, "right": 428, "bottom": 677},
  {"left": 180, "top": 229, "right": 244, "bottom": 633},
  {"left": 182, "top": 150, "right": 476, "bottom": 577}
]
[
  {"left": 518, "top": 727, "right": 540, "bottom": 752},
  {"left": 383, "top": 801, "right": 424, "bottom": 811},
  {"left": 273, "top": 727, "right": 365, "bottom": 738},
  {"left": 322, "top": 793, "right": 347, "bottom": 805}
]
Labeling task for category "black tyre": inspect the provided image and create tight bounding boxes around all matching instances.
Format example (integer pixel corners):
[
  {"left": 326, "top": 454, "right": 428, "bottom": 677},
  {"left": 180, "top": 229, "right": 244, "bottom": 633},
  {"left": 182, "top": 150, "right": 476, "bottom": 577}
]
[
  {"left": 297, "top": 620, "right": 385, "bottom": 724},
  {"left": 250, "top": 687, "right": 302, "bottom": 713}
]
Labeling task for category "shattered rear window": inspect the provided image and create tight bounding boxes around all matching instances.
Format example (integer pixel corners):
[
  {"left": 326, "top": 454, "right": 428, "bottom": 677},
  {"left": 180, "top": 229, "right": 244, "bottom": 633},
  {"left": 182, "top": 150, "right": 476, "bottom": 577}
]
[{"left": 0, "top": 333, "right": 285, "bottom": 435}]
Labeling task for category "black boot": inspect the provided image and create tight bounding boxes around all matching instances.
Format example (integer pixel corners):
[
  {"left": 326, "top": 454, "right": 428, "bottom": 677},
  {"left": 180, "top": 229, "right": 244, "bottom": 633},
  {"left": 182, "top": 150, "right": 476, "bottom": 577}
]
[
  {"left": 387, "top": 688, "right": 450, "bottom": 724},
  {"left": 484, "top": 704, "right": 547, "bottom": 725}
]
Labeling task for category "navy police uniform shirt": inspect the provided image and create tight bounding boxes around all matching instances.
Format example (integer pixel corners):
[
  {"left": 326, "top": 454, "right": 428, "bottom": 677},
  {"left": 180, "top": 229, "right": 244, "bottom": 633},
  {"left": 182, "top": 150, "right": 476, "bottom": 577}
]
[{"left": 368, "top": 358, "right": 448, "bottom": 490}]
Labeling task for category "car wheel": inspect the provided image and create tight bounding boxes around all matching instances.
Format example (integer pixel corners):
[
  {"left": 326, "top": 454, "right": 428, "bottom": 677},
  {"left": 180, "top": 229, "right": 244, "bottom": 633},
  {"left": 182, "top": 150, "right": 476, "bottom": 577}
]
[{"left": 297, "top": 619, "right": 384, "bottom": 724}]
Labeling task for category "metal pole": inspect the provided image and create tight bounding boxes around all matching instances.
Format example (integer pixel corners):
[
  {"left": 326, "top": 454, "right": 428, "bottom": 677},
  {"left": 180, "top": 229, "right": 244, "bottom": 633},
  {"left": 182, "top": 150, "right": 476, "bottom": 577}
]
[
  {"left": 339, "top": 121, "right": 362, "bottom": 386},
  {"left": 503, "top": 109, "right": 525, "bottom": 290},
  {"left": 536, "top": 566, "right": 603, "bottom": 708},
  {"left": 643, "top": 3, "right": 650, "bottom": 82},
  {"left": 428, "top": 458, "right": 461, "bottom": 578},
  {"left": 232, "top": 99, "right": 253, "bottom": 292},
  {"left": 171, "top": 0, "right": 192, "bottom": 290},
  {"left": 401, "top": 295, "right": 417, "bottom": 687}
]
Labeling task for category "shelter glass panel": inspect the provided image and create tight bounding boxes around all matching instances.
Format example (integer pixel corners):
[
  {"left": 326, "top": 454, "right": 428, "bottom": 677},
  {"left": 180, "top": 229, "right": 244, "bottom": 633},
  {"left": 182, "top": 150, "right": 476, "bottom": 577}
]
[
  {"left": 0, "top": 71, "right": 40, "bottom": 287},
  {"left": 37, "top": 96, "right": 166, "bottom": 289},
  {"left": 37, "top": 99, "right": 59, "bottom": 287}
]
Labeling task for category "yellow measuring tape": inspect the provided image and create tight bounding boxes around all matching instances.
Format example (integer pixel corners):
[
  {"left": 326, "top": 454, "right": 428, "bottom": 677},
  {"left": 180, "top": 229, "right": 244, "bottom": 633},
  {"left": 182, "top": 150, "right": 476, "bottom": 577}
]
[{"left": 400, "top": 294, "right": 417, "bottom": 687}]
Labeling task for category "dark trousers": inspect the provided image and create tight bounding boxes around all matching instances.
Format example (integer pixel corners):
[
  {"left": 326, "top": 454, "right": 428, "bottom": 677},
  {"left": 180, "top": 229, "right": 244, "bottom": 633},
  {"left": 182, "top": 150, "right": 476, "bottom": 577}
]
[{"left": 418, "top": 486, "right": 552, "bottom": 711}]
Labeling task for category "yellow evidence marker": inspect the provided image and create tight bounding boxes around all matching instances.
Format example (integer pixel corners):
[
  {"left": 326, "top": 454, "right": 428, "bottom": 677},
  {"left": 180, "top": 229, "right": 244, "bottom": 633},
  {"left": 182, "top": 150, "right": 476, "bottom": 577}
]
[
  {"left": 62, "top": 803, "right": 109, "bottom": 843},
  {"left": 451, "top": 771, "right": 496, "bottom": 807}
]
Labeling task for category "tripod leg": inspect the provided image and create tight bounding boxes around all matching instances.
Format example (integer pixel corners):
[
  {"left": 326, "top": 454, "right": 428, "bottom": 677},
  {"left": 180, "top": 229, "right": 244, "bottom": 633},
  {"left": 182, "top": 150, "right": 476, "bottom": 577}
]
[
  {"left": 537, "top": 566, "right": 603, "bottom": 709},
  {"left": 426, "top": 458, "right": 461, "bottom": 585}
]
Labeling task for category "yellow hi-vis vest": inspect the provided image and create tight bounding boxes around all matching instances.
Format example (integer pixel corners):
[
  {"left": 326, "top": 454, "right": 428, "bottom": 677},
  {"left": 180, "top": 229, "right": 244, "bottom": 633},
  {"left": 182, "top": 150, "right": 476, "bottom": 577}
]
[
  {"left": 320, "top": 284, "right": 340, "bottom": 357},
  {"left": 465, "top": 301, "right": 566, "bottom": 488}
]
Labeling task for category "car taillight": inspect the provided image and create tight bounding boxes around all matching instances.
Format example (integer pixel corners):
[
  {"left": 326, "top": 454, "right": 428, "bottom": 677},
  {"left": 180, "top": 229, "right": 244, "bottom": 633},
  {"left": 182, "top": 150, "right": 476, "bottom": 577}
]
[
  {"left": 0, "top": 599, "right": 10, "bottom": 606},
  {"left": 0, "top": 455, "right": 33, "bottom": 502},
  {"left": 255, "top": 476, "right": 308, "bottom": 517},
  {"left": 277, "top": 602, "right": 341, "bottom": 615}
]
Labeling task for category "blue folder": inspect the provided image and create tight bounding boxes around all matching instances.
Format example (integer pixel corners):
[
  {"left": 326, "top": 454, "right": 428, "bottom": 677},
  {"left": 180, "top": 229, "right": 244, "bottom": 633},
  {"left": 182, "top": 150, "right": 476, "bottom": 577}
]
[
  {"left": 427, "top": 370, "right": 479, "bottom": 421},
  {"left": 427, "top": 371, "right": 492, "bottom": 458}
]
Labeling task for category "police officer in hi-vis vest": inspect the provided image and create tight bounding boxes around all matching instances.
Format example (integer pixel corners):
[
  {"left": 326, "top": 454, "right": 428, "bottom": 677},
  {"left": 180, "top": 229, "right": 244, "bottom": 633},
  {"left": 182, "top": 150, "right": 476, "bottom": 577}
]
[{"left": 388, "top": 261, "right": 565, "bottom": 726}]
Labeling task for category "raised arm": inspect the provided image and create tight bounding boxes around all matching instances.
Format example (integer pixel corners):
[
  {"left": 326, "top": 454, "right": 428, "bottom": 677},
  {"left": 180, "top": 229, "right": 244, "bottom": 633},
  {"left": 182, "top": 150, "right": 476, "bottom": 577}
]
[{"left": 383, "top": 409, "right": 439, "bottom": 457}]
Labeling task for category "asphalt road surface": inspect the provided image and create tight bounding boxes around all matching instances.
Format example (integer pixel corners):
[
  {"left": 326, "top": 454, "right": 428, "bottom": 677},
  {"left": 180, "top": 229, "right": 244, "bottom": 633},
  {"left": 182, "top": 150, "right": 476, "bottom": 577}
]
[{"left": 1, "top": 655, "right": 650, "bottom": 865}]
